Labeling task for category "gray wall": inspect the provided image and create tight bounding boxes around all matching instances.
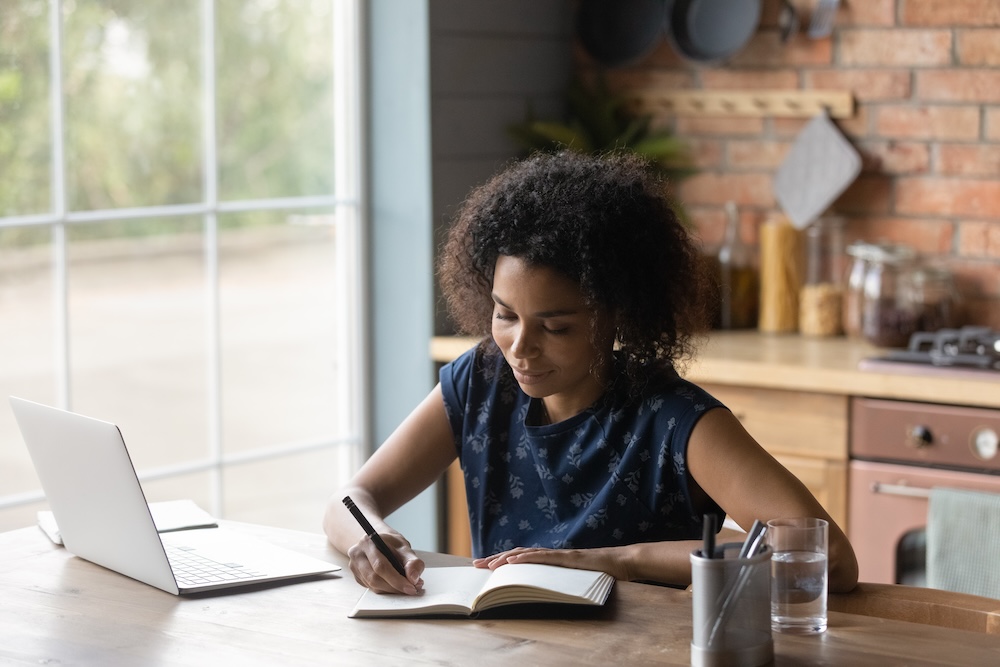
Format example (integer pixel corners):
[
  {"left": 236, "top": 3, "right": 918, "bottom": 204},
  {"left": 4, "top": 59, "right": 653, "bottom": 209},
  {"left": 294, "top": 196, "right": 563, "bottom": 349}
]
[
  {"left": 368, "top": 1, "right": 574, "bottom": 551},
  {"left": 429, "top": 0, "right": 575, "bottom": 335}
]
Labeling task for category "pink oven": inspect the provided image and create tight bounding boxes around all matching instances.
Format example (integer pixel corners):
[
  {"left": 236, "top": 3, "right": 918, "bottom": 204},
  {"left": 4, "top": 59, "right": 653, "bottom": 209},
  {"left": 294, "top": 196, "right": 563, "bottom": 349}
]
[
  {"left": 849, "top": 397, "right": 1000, "bottom": 586},
  {"left": 850, "top": 327, "right": 1000, "bottom": 586}
]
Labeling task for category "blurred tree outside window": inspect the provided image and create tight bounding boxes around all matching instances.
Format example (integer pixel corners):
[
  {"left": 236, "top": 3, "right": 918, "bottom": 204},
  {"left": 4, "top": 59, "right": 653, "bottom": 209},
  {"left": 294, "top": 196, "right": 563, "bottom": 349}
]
[{"left": 0, "top": 0, "right": 364, "bottom": 533}]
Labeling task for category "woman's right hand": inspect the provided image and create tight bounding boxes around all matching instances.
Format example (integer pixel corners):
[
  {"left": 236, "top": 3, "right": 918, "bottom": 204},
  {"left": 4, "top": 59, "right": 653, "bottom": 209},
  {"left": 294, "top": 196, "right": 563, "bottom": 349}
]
[
  {"left": 323, "top": 383, "right": 456, "bottom": 595},
  {"left": 346, "top": 531, "right": 425, "bottom": 595}
]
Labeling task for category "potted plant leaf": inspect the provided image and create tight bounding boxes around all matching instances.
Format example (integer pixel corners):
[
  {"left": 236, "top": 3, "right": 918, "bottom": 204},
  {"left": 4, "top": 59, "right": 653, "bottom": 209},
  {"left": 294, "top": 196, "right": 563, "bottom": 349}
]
[{"left": 507, "top": 75, "right": 695, "bottom": 217}]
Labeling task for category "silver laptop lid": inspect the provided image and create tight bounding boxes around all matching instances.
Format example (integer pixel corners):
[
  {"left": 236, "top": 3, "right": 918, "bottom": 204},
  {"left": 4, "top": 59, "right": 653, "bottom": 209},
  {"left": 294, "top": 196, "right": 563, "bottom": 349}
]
[{"left": 10, "top": 396, "right": 179, "bottom": 594}]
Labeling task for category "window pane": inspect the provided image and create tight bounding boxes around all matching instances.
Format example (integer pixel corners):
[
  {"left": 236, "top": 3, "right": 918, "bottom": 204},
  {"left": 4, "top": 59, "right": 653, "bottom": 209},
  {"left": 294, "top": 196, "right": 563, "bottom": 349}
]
[
  {"left": 68, "top": 217, "right": 209, "bottom": 471},
  {"left": 218, "top": 211, "right": 345, "bottom": 453},
  {"left": 0, "top": 0, "right": 52, "bottom": 216},
  {"left": 0, "top": 228, "right": 57, "bottom": 529},
  {"left": 142, "top": 471, "right": 214, "bottom": 514},
  {"left": 63, "top": 1, "right": 202, "bottom": 210},
  {"left": 224, "top": 449, "right": 352, "bottom": 532},
  {"left": 216, "top": 0, "right": 334, "bottom": 200},
  {"left": 0, "top": 498, "right": 48, "bottom": 537},
  {"left": 0, "top": 1, "right": 361, "bottom": 535}
]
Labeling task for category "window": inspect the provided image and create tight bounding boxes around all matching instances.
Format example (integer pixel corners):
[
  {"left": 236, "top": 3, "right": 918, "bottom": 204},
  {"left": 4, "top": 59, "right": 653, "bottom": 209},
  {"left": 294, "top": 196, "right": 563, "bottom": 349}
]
[{"left": 0, "top": 0, "right": 365, "bottom": 532}]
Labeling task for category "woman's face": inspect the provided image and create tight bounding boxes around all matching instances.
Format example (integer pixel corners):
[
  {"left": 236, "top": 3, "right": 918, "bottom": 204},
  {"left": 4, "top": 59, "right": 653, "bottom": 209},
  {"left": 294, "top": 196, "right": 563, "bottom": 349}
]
[{"left": 491, "top": 255, "right": 614, "bottom": 418}]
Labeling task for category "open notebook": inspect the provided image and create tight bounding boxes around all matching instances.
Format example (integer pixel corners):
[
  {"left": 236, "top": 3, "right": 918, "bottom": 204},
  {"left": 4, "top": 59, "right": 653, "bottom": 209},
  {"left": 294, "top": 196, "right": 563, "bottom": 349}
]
[
  {"left": 350, "top": 563, "right": 615, "bottom": 618},
  {"left": 10, "top": 396, "right": 339, "bottom": 595}
]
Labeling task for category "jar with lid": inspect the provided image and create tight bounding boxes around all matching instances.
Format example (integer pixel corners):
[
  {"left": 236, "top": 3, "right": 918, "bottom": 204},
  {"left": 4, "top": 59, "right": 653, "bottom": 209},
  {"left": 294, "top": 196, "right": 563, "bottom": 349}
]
[
  {"left": 906, "top": 265, "right": 961, "bottom": 333},
  {"left": 799, "top": 217, "right": 846, "bottom": 336},
  {"left": 860, "top": 243, "right": 918, "bottom": 347}
]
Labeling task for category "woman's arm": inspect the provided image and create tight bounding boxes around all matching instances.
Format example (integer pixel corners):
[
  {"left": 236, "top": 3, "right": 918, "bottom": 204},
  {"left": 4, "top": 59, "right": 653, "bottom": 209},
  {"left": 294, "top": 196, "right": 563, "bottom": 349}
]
[
  {"left": 323, "top": 383, "right": 458, "bottom": 595},
  {"left": 478, "top": 408, "right": 859, "bottom": 592},
  {"left": 474, "top": 529, "right": 747, "bottom": 585},
  {"left": 686, "top": 407, "right": 858, "bottom": 592}
]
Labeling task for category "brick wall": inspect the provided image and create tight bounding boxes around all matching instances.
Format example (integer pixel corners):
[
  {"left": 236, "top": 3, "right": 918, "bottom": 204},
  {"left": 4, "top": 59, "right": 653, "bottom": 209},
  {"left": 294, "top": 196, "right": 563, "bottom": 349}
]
[{"left": 584, "top": 0, "right": 1000, "bottom": 328}]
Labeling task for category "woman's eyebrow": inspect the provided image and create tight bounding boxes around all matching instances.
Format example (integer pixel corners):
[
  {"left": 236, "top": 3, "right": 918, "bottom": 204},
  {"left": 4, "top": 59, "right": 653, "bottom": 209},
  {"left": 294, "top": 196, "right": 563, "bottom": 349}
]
[{"left": 491, "top": 293, "right": 581, "bottom": 318}]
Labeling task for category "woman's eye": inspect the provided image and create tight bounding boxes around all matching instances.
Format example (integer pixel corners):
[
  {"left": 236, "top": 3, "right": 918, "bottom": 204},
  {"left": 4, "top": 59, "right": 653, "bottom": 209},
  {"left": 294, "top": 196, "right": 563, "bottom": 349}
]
[
  {"left": 544, "top": 325, "right": 569, "bottom": 335},
  {"left": 494, "top": 312, "right": 515, "bottom": 321}
]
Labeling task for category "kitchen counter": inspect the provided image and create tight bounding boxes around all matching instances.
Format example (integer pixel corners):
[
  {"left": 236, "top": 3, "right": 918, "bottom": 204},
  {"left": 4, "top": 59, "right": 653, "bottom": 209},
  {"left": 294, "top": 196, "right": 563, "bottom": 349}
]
[{"left": 430, "top": 331, "right": 1000, "bottom": 410}]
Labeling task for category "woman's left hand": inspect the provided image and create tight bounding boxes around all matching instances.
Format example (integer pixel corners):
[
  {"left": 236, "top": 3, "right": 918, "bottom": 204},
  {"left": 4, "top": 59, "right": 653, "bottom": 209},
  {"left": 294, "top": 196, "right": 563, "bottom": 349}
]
[{"left": 472, "top": 546, "right": 633, "bottom": 581}]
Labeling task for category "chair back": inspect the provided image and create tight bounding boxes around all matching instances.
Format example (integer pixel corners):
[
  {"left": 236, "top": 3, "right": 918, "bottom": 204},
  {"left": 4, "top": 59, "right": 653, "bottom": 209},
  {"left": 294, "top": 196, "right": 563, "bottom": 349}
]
[{"left": 830, "top": 582, "right": 1000, "bottom": 634}]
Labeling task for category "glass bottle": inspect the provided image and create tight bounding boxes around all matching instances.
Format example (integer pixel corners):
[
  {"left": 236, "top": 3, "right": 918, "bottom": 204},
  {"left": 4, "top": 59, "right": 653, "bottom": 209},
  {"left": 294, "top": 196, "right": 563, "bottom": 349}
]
[
  {"left": 842, "top": 241, "right": 875, "bottom": 338},
  {"left": 860, "top": 244, "right": 918, "bottom": 347},
  {"left": 799, "top": 217, "right": 846, "bottom": 336},
  {"left": 714, "top": 202, "right": 759, "bottom": 329}
]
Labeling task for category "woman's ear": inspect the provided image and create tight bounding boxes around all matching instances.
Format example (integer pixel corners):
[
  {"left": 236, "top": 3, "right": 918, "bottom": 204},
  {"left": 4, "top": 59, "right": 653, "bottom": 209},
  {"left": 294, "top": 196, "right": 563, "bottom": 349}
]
[{"left": 607, "top": 308, "right": 623, "bottom": 347}]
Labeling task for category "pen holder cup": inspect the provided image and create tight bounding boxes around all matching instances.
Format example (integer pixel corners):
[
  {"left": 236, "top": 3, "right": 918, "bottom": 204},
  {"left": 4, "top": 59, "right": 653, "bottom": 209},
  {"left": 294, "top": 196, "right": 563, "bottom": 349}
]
[{"left": 690, "top": 543, "right": 773, "bottom": 667}]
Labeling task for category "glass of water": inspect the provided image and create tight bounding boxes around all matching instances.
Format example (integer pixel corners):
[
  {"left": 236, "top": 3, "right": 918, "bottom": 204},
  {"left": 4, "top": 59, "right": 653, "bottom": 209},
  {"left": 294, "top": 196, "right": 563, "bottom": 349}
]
[{"left": 766, "top": 517, "right": 828, "bottom": 634}]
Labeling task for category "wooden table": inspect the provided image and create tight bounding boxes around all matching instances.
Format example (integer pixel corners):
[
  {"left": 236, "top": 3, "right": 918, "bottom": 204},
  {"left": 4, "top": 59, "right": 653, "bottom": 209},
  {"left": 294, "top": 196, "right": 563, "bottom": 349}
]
[{"left": 3, "top": 522, "right": 1000, "bottom": 666}]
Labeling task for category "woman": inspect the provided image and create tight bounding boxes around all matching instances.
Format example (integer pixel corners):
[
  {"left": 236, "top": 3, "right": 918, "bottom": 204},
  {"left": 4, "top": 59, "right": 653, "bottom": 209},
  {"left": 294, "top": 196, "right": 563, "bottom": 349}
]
[{"left": 323, "top": 150, "right": 858, "bottom": 596}]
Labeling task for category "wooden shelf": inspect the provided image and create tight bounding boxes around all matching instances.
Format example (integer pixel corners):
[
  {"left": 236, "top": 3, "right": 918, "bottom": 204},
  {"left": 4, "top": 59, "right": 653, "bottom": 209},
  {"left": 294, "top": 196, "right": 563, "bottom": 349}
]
[{"left": 627, "top": 89, "right": 854, "bottom": 118}]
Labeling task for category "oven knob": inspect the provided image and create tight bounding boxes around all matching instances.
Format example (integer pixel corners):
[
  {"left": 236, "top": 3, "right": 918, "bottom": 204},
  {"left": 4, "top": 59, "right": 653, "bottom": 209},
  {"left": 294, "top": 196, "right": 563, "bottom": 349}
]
[
  {"left": 971, "top": 427, "right": 999, "bottom": 461},
  {"left": 907, "top": 425, "right": 933, "bottom": 449}
]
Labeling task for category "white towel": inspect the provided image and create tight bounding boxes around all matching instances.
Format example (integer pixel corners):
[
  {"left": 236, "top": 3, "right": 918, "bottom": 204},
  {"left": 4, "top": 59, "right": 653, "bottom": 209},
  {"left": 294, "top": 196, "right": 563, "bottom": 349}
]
[{"left": 926, "top": 486, "right": 1000, "bottom": 600}]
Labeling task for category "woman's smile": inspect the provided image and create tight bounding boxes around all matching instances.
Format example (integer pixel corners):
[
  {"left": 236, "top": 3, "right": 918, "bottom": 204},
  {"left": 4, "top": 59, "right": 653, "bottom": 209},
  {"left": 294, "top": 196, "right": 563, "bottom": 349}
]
[{"left": 510, "top": 367, "right": 552, "bottom": 385}]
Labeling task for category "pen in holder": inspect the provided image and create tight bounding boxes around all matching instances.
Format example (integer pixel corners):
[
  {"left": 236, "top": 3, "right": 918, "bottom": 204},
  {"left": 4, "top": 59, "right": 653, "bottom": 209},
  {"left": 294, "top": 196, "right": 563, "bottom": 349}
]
[{"left": 690, "top": 542, "right": 773, "bottom": 667}]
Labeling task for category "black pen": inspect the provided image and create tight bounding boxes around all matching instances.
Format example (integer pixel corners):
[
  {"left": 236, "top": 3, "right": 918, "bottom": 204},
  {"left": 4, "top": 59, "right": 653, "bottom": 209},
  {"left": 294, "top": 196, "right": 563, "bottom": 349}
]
[
  {"left": 342, "top": 496, "right": 407, "bottom": 577},
  {"left": 702, "top": 513, "right": 717, "bottom": 559}
]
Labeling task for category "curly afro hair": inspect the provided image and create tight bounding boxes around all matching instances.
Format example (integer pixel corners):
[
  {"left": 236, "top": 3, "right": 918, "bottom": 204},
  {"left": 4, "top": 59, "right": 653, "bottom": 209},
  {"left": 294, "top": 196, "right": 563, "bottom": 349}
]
[{"left": 438, "top": 150, "right": 713, "bottom": 396}]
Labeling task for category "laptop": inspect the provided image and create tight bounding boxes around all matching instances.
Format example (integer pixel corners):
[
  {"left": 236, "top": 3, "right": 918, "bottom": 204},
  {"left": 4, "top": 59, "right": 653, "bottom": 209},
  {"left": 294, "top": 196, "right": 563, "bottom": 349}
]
[{"left": 10, "top": 396, "right": 340, "bottom": 595}]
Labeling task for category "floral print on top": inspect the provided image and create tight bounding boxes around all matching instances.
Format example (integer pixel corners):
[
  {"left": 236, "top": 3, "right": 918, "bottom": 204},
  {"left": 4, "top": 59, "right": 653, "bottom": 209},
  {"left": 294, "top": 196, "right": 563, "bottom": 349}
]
[{"left": 439, "top": 344, "right": 726, "bottom": 559}]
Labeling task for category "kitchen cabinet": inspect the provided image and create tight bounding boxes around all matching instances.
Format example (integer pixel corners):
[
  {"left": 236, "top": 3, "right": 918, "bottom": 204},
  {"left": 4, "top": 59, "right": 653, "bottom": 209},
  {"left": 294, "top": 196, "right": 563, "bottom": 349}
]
[{"left": 430, "top": 332, "right": 1000, "bottom": 556}]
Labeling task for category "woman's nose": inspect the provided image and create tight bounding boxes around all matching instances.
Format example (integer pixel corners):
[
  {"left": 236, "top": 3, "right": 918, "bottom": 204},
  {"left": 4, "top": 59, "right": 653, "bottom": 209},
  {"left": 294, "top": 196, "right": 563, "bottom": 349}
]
[{"left": 510, "top": 325, "right": 538, "bottom": 359}]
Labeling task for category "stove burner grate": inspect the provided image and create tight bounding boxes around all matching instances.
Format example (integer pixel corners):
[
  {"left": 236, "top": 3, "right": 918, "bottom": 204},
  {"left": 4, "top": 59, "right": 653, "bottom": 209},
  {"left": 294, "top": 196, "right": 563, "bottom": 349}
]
[{"left": 880, "top": 326, "right": 1000, "bottom": 370}]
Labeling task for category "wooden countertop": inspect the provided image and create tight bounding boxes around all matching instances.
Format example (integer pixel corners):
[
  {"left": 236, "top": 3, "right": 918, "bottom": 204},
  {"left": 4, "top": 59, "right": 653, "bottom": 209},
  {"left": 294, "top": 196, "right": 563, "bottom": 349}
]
[{"left": 430, "top": 332, "right": 1000, "bottom": 409}]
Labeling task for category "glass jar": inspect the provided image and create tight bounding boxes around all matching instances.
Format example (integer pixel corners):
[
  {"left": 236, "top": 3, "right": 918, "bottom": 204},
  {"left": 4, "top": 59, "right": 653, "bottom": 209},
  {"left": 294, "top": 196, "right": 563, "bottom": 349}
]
[
  {"left": 860, "top": 243, "right": 918, "bottom": 347},
  {"left": 799, "top": 217, "right": 846, "bottom": 336},
  {"left": 758, "top": 215, "right": 803, "bottom": 334},
  {"left": 906, "top": 265, "right": 961, "bottom": 333},
  {"left": 843, "top": 241, "right": 875, "bottom": 338}
]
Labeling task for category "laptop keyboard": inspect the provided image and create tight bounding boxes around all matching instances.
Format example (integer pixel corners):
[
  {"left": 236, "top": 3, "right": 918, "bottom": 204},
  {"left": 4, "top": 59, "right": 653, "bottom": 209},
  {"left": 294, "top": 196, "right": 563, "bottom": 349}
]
[{"left": 166, "top": 545, "right": 266, "bottom": 588}]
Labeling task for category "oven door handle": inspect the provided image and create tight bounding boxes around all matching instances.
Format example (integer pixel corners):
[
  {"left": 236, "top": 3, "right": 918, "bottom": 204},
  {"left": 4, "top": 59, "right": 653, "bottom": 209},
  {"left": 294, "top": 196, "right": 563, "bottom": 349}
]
[{"left": 870, "top": 482, "right": 932, "bottom": 498}]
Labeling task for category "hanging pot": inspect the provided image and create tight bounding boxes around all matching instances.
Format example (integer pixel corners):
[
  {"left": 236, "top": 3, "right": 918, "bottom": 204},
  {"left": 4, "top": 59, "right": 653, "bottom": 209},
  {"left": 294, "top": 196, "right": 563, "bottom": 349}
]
[{"left": 665, "top": 0, "right": 762, "bottom": 63}]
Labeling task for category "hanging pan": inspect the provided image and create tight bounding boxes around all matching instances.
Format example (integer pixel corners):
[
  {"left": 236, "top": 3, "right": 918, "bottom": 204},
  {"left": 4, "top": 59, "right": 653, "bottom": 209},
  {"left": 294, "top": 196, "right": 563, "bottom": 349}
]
[{"left": 576, "top": 0, "right": 667, "bottom": 68}]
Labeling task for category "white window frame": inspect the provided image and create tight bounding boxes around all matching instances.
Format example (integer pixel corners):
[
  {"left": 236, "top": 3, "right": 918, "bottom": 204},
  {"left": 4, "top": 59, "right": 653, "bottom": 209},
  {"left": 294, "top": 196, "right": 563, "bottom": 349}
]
[{"left": 0, "top": 0, "right": 367, "bottom": 520}]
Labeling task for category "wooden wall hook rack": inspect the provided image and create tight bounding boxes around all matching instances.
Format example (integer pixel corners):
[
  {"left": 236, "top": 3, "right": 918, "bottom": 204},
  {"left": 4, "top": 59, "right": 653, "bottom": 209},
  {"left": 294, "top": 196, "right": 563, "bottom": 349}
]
[{"left": 627, "top": 90, "right": 854, "bottom": 119}]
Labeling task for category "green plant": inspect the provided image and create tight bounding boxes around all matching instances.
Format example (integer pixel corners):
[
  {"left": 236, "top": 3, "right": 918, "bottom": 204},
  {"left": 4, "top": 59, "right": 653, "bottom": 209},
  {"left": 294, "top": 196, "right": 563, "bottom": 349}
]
[{"left": 507, "top": 75, "right": 695, "bottom": 183}]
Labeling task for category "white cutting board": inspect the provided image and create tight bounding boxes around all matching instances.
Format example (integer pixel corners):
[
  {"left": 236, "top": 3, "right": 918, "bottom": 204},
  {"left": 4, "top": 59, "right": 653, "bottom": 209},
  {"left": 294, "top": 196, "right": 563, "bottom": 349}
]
[{"left": 773, "top": 111, "right": 861, "bottom": 229}]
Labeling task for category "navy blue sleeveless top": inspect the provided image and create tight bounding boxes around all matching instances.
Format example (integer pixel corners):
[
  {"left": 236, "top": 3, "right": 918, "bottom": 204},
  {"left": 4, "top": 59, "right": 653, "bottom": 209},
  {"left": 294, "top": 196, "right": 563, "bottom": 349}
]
[{"left": 440, "top": 344, "right": 726, "bottom": 558}]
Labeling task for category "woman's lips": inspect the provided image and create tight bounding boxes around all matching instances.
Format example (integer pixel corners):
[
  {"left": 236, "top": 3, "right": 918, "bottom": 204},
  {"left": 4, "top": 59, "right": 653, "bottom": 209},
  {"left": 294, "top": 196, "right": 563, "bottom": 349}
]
[{"left": 512, "top": 368, "right": 550, "bottom": 385}]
